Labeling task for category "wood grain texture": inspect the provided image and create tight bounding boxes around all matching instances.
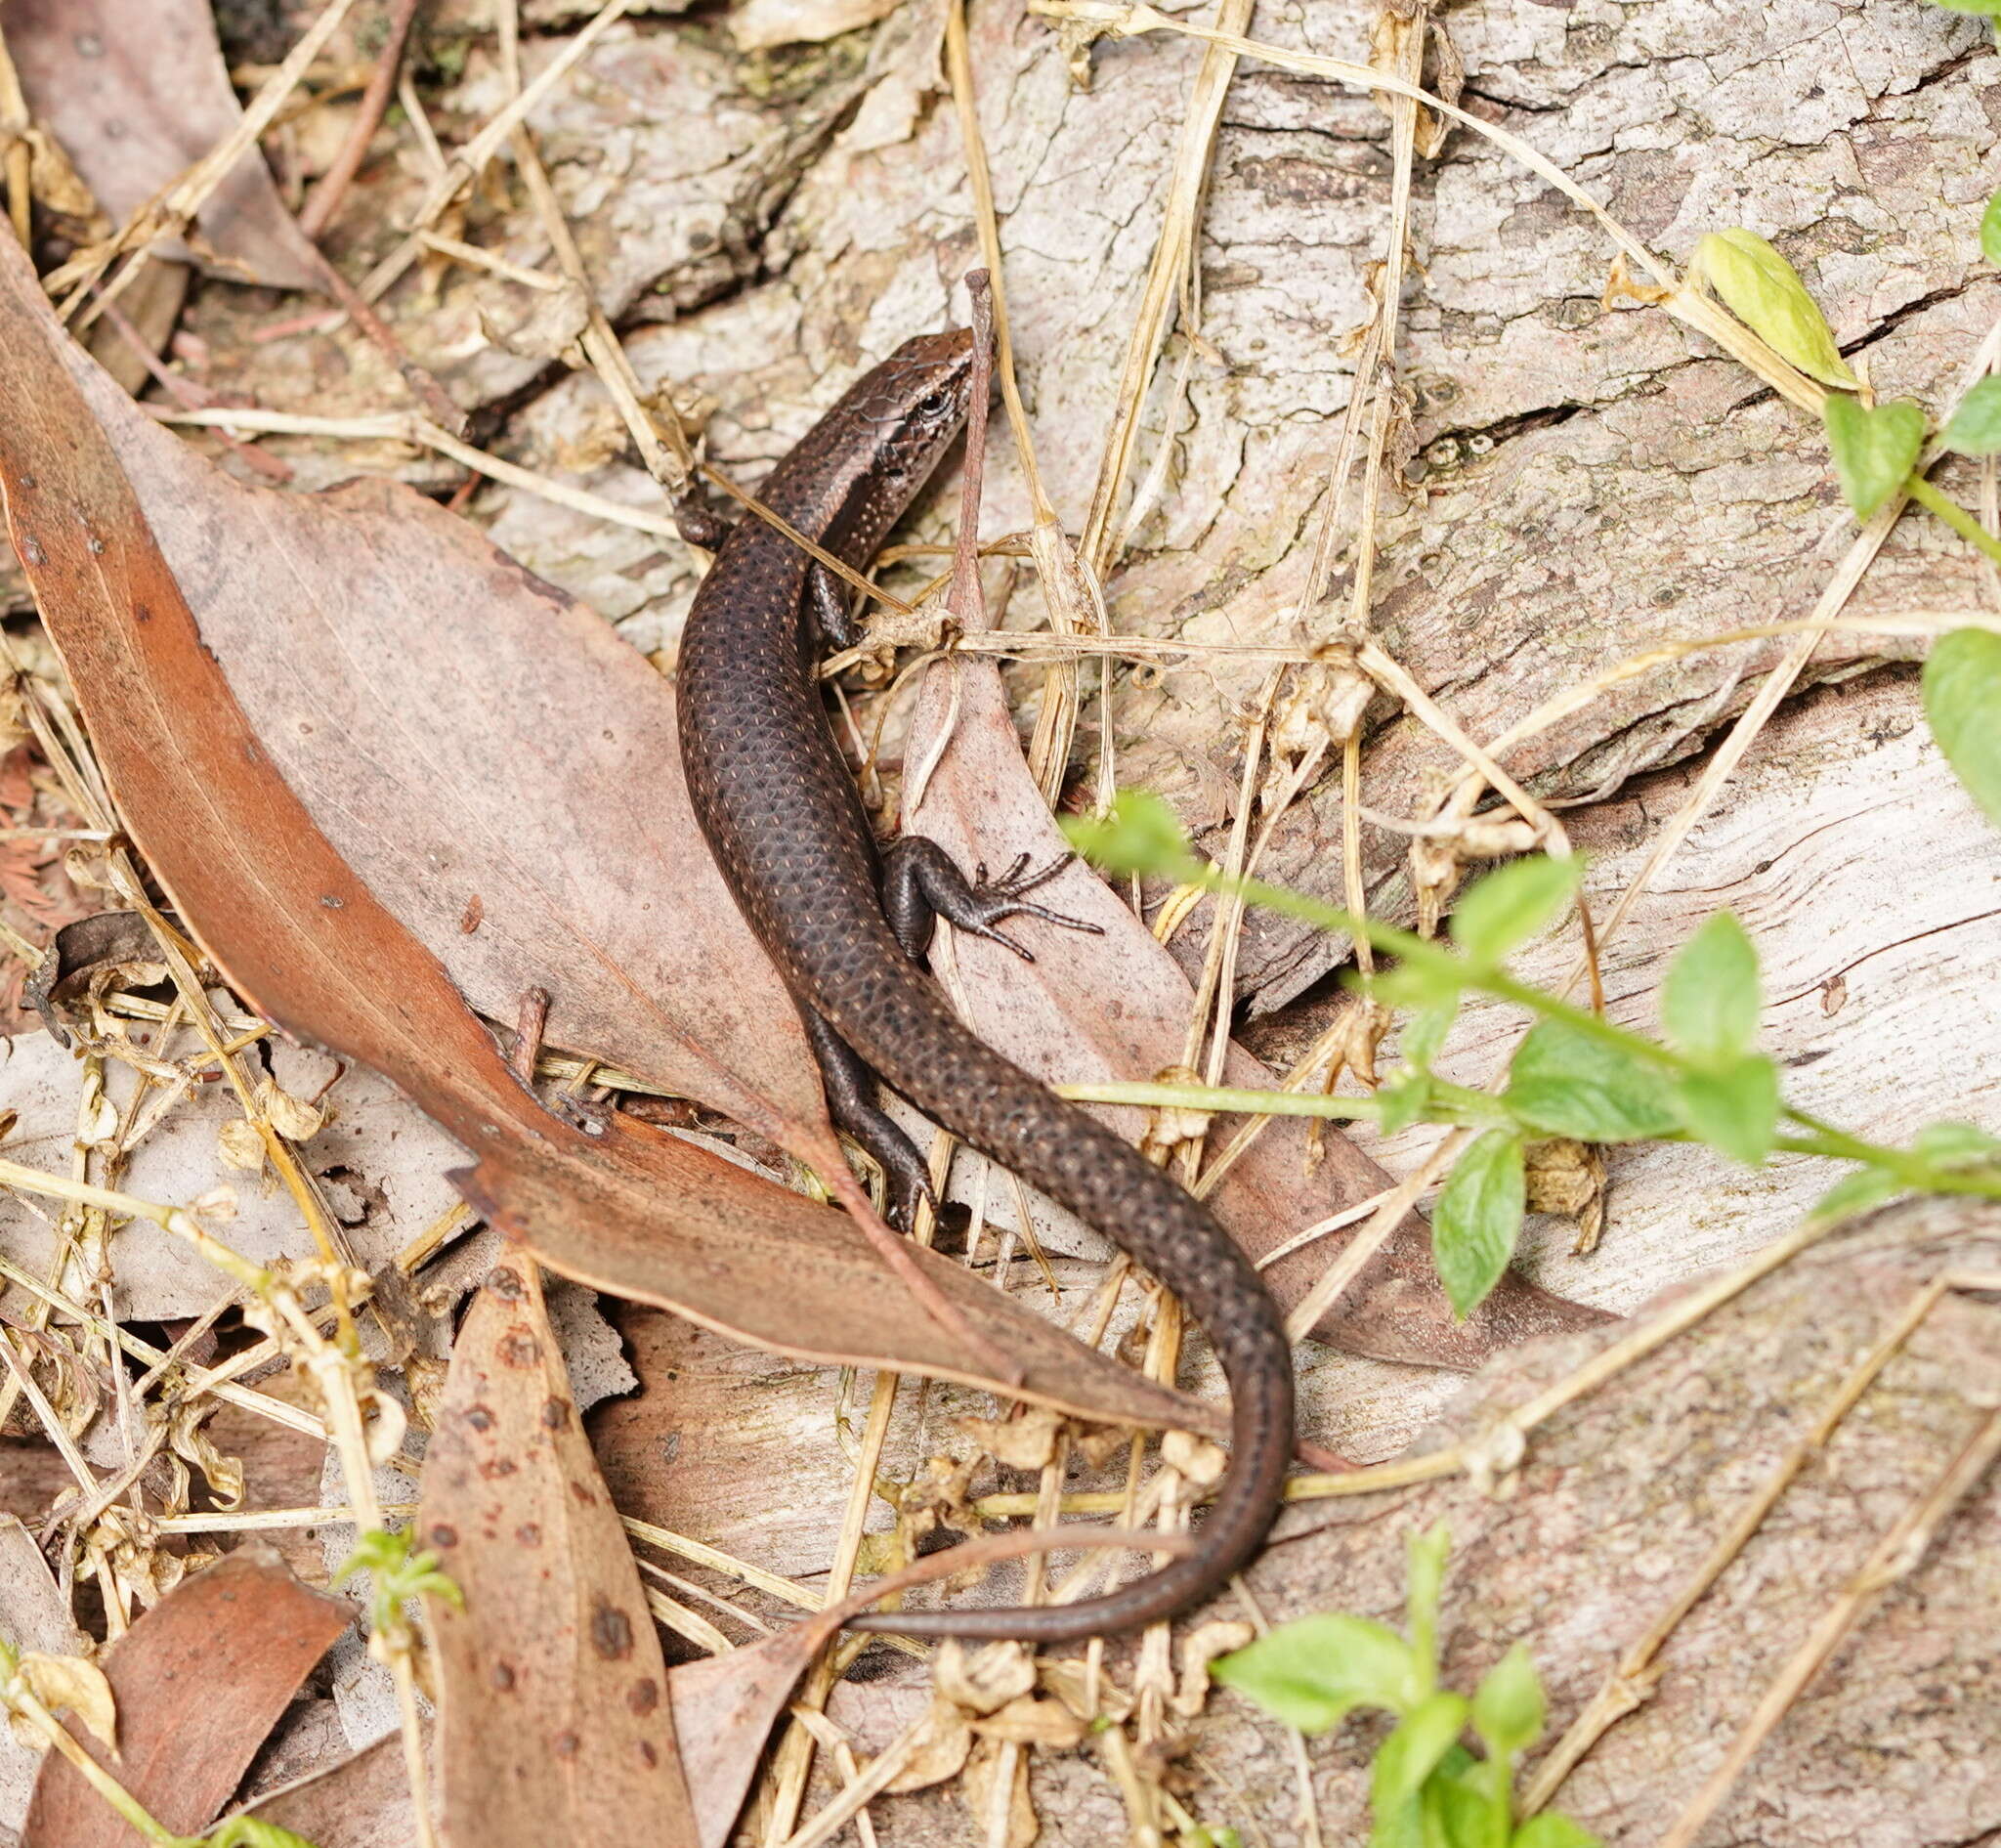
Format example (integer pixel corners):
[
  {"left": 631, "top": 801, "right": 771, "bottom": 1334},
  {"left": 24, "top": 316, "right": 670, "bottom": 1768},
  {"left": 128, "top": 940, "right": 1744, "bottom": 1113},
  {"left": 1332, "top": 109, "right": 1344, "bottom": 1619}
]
[{"left": 846, "top": 1199, "right": 2001, "bottom": 1846}]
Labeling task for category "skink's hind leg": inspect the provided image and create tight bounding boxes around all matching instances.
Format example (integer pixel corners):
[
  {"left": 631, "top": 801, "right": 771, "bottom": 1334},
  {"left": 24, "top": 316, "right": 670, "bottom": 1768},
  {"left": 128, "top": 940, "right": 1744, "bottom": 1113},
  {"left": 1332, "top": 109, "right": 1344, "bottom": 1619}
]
[
  {"left": 882, "top": 837, "right": 1105, "bottom": 963},
  {"left": 802, "top": 1008, "right": 932, "bottom": 1229}
]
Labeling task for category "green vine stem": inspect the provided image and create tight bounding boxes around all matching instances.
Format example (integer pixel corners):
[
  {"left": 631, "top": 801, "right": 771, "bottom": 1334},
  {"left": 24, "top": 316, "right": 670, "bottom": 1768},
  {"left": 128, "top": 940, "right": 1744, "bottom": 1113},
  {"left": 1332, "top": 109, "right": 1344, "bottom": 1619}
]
[
  {"left": 1064, "top": 817, "right": 2001, "bottom": 1207},
  {"left": 1906, "top": 474, "right": 2001, "bottom": 567}
]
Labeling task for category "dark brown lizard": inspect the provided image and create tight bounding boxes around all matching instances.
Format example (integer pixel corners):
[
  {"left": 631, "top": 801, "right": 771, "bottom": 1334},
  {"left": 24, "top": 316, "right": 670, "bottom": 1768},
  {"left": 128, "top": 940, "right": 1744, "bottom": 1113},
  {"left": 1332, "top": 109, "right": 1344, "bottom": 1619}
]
[{"left": 676, "top": 326, "right": 1294, "bottom": 1640}]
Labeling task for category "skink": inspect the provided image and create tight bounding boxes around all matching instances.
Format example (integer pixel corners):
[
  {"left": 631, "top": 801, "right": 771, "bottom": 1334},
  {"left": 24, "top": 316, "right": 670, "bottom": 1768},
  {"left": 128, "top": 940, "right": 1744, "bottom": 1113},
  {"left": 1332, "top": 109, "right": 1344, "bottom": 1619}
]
[{"left": 676, "top": 326, "right": 1294, "bottom": 1640}]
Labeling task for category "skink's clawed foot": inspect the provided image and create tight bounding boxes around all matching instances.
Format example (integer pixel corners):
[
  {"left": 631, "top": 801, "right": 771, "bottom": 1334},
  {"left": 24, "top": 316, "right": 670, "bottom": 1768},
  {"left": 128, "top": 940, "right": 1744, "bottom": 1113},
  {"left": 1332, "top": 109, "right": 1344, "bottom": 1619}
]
[
  {"left": 958, "top": 851, "right": 1106, "bottom": 957},
  {"left": 883, "top": 1163, "right": 935, "bottom": 1234},
  {"left": 883, "top": 837, "right": 1103, "bottom": 962}
]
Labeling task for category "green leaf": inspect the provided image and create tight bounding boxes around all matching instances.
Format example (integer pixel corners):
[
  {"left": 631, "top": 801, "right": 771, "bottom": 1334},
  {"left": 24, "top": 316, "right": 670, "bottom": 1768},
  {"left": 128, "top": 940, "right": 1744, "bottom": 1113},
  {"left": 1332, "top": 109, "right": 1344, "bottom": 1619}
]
[
  {"left": 1426, "top": 1770, "right": 1507, "bottom": 1848},
  {"left": 1470, "top": 1645, "right": 1546, "bottom": 1758},
  {"left": 1370, "top": 1794, "right": 1426, "bottom": 1848},
  {"left": 1401, "top": 1000, "right": 1461, "bottom": 1074},
  {"left": 1367, "top": 961, "right": 1467, "bottom": 1013},
  {"left": 1662, "top": 913, "right": 1762, "bottom": 1063},
  {"left": 1942, "top": 376, "right": 2001, "bottom": 456},
  {"left": 1405, "top": 1523, "right": 1451, "bottom": 1680},
  {"left": 1923, "top": 628, "right": 2001, "bottom": 826},
  {"left": 1505, "top": 1020, "right": 1681, "bottom": 1143},
  {"left": 1673, "top": 1056, "right": 1780, "bottom": 1166},
  {"left": 1691, "top": 230, "right": 1857, "bottom": 388},
  {"left": 204, "top": 1822, "right": 325, "bottom": 1848},
  {"left": 1822, "top": 395, "right": 1925, "bottom": 521},
  {"left": 1211, "top": 1614, "right": 1425, "bottom": 1733},
  {"left": 1929, "top": 0, "right": 2001, "bottom": 17},
  {"left": 1910, "top": 1121, "right": 2001, "bottom": 1168},
  {"left": 1809, "top": 1168, "right": 1902, "bottom": 1225},
  {"left": 1432, "top": 1132, "right": 1526, "bottom": 1320},
  {"left": 1372, "top": 1693, "right": 1472, "bottom": 1811},
  {"left": 1378, "top": 1072, "right": 1437, "bottom": 1137},
  {"left": 1447, "top": 857, "right": 1581, "bottom": 966},
  {"left": 1984, "top": 189, "right": 2001, "bottom": 265},
  {"left": 1511, "top": 1815, "right": 1604, "bottom": 1848},
  {"left": 1060, "top": 790, "right": 1197, "bottom": 879}
]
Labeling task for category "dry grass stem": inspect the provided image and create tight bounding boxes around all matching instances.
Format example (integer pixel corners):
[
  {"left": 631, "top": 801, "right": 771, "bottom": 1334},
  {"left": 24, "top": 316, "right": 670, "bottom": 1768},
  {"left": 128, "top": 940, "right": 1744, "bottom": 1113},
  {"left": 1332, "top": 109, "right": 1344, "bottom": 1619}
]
[
  {"left": 356, "top": 0, "right": 635, "bottom": 305},
  {"left": 1656, "top": 1403, "right": 2001, "bottom": 1848}
]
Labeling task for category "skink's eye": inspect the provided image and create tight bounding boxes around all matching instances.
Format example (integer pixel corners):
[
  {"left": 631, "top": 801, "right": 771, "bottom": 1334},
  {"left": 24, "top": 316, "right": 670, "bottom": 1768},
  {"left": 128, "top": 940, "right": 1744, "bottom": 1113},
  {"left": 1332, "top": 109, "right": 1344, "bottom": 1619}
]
[{"left": 916, "top": 388, "right": 955, "bottom": 416}]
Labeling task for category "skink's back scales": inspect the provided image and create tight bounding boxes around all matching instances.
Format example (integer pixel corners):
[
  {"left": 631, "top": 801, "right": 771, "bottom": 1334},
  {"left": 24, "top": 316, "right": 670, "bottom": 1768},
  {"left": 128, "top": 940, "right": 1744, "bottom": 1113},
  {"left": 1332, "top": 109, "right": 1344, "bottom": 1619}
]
[{"left": 676, "top": 327, "right": 1294, "bottom": 1640}]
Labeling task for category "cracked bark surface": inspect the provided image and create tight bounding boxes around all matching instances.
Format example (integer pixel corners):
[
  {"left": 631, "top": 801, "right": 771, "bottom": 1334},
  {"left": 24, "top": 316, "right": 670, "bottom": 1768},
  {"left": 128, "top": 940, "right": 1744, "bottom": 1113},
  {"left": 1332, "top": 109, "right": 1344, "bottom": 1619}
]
[
  {"left": 822, "top": 1198, "right": 2001, "bottom": 1846},
  {"left": 193, "top": 0, "right": 1996, "bottom": 1010}
]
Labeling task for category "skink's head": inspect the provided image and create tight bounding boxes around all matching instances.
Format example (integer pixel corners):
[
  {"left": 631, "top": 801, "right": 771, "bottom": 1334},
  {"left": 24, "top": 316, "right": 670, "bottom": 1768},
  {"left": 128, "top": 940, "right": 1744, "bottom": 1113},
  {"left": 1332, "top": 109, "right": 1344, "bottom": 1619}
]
[{"left": 852, "top": 325, "right": 981, "bottom": 497}]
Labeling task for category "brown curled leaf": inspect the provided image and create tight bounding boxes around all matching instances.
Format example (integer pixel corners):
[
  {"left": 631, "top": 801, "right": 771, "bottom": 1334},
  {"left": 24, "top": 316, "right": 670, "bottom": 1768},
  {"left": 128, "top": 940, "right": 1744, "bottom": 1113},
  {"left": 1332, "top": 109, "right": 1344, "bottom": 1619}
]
[
  {"left": 420, "top": 1259, "right": 698, "bottom": 1847},
  {"left": 231, "top": 1732, "right": 417, "bottom": 1848},
  {"left": 0, "top": 227, "right": 1212, "bottom": 1436},
  {"left": 21, "top": 1544, "right": 351, "bottom": 1848}
]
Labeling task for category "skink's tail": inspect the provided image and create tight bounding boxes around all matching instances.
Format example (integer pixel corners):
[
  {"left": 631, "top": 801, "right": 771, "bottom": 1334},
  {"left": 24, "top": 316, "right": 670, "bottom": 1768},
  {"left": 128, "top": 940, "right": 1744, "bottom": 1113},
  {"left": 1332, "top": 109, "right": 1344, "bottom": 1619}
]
[{"left": 842, "top": 986, "right": 1295, "bottom": 1642}]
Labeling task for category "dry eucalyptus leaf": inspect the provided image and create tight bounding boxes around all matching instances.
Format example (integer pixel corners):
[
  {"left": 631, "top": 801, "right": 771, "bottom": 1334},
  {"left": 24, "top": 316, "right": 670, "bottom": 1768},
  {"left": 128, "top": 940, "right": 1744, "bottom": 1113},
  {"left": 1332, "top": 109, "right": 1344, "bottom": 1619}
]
[
  {"left": 5, "top": 0, "right": 323, "bottom": 290},
  {"left": 881, "top": 1700, "right": 974, "bottom": 1795},
  {"left": 256, "top": 1076, "right": 324, "bottom": 1143},
  {"left": 1161, "top": 1429, "right": 1226, "bottom": 1491},
  {"left": 0, "top": 235, "right": 1214, "bottom": 1433},
  {"left": 1524, "top": 1138, "right": 1607, "bottom": 1256},
  {"left": 934, "top": 1640, "right": 1037, "bottom": 1718},
  {"left": 961, "top": 1733, "right": 1037, "bottom": 1848},
  {"left": 0, "top": 1519, "right": 79, "bottom": 1835},
  {"left": 215, "top": 1116, "right": 266, "bottom": 1173},
  {"left": 899, "top": 654, "right": 1603, "bottom": 1369},
  {"left": 21, "top": 1545, "right": 349, "bottom": 1848},
  {"left": 958, "top": 1404, "right": 1064, "bottom": 1472},
  {"left": 969, "top": 1694, "right": 1087, "bottom": 1749},
  {"left": 420, "top": 1260, "right": 697, "bottom": 1847},
  {"left": 1171, "top": 1620, "right": 1256, "bottom": 1716}
]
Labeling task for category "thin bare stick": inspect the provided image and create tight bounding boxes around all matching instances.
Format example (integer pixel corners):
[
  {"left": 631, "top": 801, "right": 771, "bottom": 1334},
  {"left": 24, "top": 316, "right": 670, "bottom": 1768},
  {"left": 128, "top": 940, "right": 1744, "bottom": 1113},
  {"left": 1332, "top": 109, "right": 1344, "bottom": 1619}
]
[{"left": 299, "top": 0, "right": 423, "bottom": 238}]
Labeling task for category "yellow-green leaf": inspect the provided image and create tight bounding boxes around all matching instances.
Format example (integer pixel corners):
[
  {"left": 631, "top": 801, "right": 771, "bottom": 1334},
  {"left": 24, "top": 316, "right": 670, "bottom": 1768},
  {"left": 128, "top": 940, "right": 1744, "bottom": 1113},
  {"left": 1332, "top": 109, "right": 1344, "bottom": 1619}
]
[
  {"left": 1691, "top": 229, "right": 1857, "bottom": 388},
  {"left": 14, "top": 1651, "right": 117, "bottom": 1754}
]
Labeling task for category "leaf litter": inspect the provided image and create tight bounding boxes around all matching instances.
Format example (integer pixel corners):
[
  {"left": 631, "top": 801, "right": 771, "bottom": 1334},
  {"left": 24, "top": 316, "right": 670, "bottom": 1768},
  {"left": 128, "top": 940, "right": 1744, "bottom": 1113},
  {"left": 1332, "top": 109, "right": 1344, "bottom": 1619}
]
[{"left": 0, "top": 1, "right": 1981, "bottom": 1845}]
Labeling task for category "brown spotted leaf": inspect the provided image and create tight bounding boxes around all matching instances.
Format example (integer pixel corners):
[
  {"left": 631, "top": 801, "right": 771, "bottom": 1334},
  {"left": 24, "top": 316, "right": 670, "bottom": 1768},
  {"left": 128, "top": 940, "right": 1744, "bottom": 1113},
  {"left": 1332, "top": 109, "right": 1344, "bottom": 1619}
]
[
  {"left": 420, "top": 1259, "right": 697, "bottom": 1847},
  {"left": 902, "top": 657, "right": 1607, "bottom": 1366},
  {"left": 21, "top": 1545, "right": 350, "bottom": 1848},
  {"left": 0, "top": 229, "right": 1214, "bottom": 1434},
  {"left": 7, "top": 0, "right": 323, "bottom": 290}
]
